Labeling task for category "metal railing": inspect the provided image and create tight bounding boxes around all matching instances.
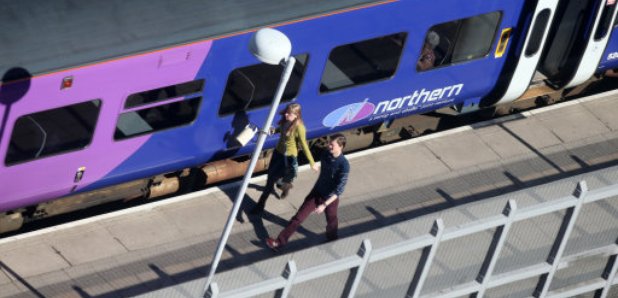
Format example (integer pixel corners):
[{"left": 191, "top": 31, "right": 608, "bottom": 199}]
[{"left": 206, "top": 180, "right": 618, "bottom": 297}]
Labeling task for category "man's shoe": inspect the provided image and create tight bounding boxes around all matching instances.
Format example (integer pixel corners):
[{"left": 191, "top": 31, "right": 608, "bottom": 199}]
[
  {"left": 266, "top": 237, "right": 280, "bottom": 251},
  {"left": 280, "top": 183, "right": 293, "bottom": 199}
]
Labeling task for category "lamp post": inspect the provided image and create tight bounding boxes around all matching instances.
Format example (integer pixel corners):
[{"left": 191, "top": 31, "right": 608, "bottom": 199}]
[{"left": 203, "top": 27, "right": 296, "bottom": 296}]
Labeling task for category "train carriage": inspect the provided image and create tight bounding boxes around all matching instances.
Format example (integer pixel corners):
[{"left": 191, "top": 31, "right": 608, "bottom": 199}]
[{"left": 0, "top": 0, "right": 616, "bottom": 233}]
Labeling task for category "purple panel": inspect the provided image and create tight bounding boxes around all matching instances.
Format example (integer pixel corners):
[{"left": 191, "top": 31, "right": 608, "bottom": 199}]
[{"left": 0, "top": 41, "right": 212, "bottom": 212}]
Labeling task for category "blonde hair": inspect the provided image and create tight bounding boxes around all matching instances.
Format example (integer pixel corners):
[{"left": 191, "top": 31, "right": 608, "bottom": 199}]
[{"left": 278, "top": 103, "right": 304, "bottom": 136}]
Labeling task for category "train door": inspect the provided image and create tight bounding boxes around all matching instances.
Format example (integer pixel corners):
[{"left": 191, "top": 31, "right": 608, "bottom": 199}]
[
  {"left": 490, "top": 0, "right": 560, "bottom": 106},
  {"left": 539, "top": 0, "right": 618, "bottom": 88}
]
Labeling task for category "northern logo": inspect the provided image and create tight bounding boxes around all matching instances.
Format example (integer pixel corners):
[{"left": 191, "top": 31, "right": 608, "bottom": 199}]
[
  {"left": 322, "top": 100, "right": 374, "bottom": 128},
  {"left": 322, "top": 83, "right": 464, "bottom": 128}
]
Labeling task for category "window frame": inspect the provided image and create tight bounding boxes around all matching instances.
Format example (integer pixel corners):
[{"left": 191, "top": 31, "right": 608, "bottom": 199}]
[
  {"left": 5, "top": 99, "right": 102, "bottom": 166},
  {"left": 319, "top": 32, "right": 408, "bottom": 93},
  {"left": 114, "top": 96, "right": 203, "bottom": 140},
  {"left": 418, "top": 11, "right": 503, "bottom": 72},
  {"left": 124, "top": 79, "right": 205, "bottom": 109},
  {"left": 114, "top": 79, "right": 205, "bottom": 141},
  {"left": 594, "top": 1, "right": 618, "bottom": 41},
  {"left": 525, "top": 9, "right": 551, "bottom": 57},
  {"left": 218, "top": 54, "right": 310, "bottom": 117}
]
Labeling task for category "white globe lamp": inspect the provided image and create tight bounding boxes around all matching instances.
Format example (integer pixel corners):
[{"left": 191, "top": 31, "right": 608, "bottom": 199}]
[{"left": 249, "top": 27, "right": 292, "bottom": 65}]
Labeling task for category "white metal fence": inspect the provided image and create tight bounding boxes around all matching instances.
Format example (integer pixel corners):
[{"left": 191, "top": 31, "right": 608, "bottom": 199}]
[{"left": 206, "top": 180, "right": 618, "bottom": 297}]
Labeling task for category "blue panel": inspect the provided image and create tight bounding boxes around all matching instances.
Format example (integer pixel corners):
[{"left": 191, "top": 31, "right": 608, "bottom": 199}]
[
  {"left": 598, "top": 28, "right": 618, "bottom": 71},
  {"left": 89, "top": 0, "right": 528, "bottom": 190}
]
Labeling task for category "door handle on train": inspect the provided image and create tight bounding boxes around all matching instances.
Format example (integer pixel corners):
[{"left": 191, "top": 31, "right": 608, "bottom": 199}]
[{"left": 74, "top": 166, "right": 86, "bottom": 183}]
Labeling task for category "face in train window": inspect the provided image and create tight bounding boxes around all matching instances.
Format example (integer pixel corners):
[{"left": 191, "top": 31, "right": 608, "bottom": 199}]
[
  {"left": 219, "top": 54, "right": 308, "bottom": 116},
  {"left": 418, "top": 11, "right": 502, "bottom": 71},
  {"left": 115, "top": 79, "right": 204, "bottom": 140},
  {"left": 5, "top": 100, "right": 101, "bottom": 165},
  {"left": 320, "top": 33, "right": 407, "bottom": 93}
]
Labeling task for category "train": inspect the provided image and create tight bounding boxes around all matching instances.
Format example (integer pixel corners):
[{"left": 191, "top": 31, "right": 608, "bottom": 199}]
[{"left": 1, "top": 0, "right": 617, "bottom": 233}]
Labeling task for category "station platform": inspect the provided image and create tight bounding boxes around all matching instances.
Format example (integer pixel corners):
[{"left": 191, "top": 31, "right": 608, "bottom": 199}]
[{"left": 1, "top": 89, "right": 618, "bottom": 297}]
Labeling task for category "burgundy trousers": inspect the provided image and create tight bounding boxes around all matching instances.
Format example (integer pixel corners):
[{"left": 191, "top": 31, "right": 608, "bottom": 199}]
[{"left": 276, "top": 190, "right": 339, "bottom": 246}]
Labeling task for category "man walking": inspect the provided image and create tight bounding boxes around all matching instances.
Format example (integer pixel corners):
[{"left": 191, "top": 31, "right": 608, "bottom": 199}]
[{"left": 266, "top": 134, "right": 350, "bottom": 251}]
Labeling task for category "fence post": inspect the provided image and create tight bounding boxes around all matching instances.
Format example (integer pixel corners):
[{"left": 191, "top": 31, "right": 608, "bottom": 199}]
[
  {"left": 275, "top": 260, "right": 297, "bottom": 298},
  {"left": 407, "top": 219, "right": 445, "bottom": 298},
  {"left": 475, "top": 200, "right": 517, "bottom": 297},
  {"left": 596, "top": 238, "right": 618, "bottom": 298},
  {"left": 344, "top": 239, "right": 373, "bottom": 297},
  {"left": 535, "top": 180, "right": 587, "bottom": 297}
]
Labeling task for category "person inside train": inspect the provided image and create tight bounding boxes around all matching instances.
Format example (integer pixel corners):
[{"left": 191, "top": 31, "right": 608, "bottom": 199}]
[
  {"left": 250, "top": 103, "right": 319, "bottom": 215},
  {"left": 417, "top": 30, "right": 440, "bottom": 71}
]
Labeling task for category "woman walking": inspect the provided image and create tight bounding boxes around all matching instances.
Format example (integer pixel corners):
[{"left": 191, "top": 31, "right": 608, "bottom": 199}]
[{"left": 250, "top": 103, "right": 318, "bottom": 215}]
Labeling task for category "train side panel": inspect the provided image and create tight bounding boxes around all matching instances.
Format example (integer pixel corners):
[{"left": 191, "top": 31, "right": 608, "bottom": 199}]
[
  {"left": 1, "top": 0, "right": 528, "bottom": 213},
  {"left": 0, "top": 44, "right": 211, "bottom": 211},
  {"left": 88, "top": 0, "right": 526, "bottom": 190}
]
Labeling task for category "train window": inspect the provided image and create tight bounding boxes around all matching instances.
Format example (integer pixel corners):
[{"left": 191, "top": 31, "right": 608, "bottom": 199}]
[
  {"left": 525, "top": 9, "right": 551, "bottom": 57},
  {"left": 594, "top": 1, "right": 617, "bottom": 40},
  {"left": 115, "top": 97, "right": 202, "bottom": 140},
  {"left": 320, "top": 33, "right": 407, "bottom": 92},
  {"left": 219, "top": 54, "right": 308, "bottom": 116},
  {"left": 420, "top": 11, "right": 501, "bottom": 71},
  {"left": 5, "top": 100, "right": 101, "bottom": 166},
  {"left": 125, "top": 79, "right": 204, "bottom": 109}
]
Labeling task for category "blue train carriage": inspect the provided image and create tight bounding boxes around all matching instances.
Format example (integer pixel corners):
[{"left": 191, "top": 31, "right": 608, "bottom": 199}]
[
  {"left": 0, "top": 0, "right": 582, "bottom": 231},
  {"left": 0, "top": 0, "right": 616, "bottom": 233},
  {"left": 165, "top": 0, "right": 535, "bottom": 181},
  {"left": 204, "top": 0, "right": 539, "bottom": 151},
  {"left": 110, "top": 0, "right": 534, "bottom": 191}
]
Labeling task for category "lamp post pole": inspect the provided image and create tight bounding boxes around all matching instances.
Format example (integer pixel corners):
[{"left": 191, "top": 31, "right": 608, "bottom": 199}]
[{"left": 203, "top": 28, "right": 295, "bottom": 296}]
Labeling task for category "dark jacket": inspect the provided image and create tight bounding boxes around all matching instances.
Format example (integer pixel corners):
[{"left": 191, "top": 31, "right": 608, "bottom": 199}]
[{"left": 313, "top": 151, "right": 349, "bottom": 198}]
